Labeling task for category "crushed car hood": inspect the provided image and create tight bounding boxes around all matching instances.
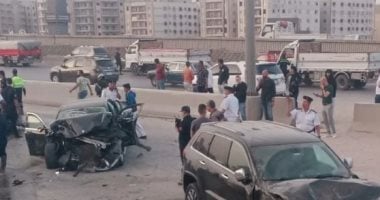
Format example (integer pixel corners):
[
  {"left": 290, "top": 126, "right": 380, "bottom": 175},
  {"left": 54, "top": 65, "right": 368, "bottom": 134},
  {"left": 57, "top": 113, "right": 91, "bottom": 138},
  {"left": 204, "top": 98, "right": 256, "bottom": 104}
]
[
  {"left": 268, "top": 179, "right": 380, "bottom": 200},
  {"left": 50, "top": 112, "right": 113, "bottom": 138}
]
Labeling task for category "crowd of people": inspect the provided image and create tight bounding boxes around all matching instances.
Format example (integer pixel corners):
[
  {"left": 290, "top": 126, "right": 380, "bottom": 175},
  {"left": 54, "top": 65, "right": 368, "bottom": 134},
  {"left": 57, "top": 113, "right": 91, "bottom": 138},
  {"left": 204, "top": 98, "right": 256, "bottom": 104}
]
[{"left": 0, "top": 69, "right": 26, "bottom": 174}]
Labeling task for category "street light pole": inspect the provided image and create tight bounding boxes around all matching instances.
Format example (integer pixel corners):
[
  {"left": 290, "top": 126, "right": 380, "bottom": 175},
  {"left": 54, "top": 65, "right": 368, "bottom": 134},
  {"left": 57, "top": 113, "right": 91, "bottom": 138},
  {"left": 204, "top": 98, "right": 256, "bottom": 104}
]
[{"left": 245, "top": 0, "right": 257, "bottom": 96}]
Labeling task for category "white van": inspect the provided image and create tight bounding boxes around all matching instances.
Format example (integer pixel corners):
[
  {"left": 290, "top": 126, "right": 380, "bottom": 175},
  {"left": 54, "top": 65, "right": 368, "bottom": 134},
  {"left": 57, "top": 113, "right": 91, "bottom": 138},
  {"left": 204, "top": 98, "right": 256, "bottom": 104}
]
[{"left": 206, "top": 61, "right": 286, "bottom": 95}]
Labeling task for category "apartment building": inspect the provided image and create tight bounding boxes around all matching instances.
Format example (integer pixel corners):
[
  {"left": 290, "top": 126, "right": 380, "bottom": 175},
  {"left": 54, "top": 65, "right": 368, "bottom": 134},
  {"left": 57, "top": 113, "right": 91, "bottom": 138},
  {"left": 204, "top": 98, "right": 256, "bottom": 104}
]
[
  {"left": 374, "top": 4, "right": 380, "bottom": 40},
  {"left": 67, "top": 0, "right": 125, "bottom": 36},
  {"left": 37, "top": 0, "right": 69, "bottom": 35},
  {"left": 0, "top": 0, "right": 38, "bottom": 34},
  {"left": 264, "top": 0, "right": 375, "bottom": 38},
  {"left": 200, "top": 0, "right": 238, "bottom": 38},
  {"left": 125, "top": 0, "right": 200, "bottom": 38},
  {"left": 237, "top": 0, "right": 265, "bottom": 38}
]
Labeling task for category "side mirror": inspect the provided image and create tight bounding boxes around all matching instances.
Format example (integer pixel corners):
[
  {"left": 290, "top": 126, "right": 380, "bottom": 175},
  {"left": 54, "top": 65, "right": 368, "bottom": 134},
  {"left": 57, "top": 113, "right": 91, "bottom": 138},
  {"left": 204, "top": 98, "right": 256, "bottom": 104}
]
[
  {"left": 234, "top": 168, "right": 252, "bottom": 184},
  {"left": 342, "top": 157, "right": 353, "bottom": 169}
]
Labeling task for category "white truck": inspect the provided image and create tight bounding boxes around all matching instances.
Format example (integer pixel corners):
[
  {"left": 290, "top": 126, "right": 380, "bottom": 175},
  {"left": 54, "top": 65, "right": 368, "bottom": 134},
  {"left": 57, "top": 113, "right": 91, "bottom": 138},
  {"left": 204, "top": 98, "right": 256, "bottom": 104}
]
[
  {"left": 260, "top": 22, "right": 359, "bottom": 40},
  {"left": 125, "top": 39, "right": 211, "bottom": 76},
  {"left": 278, "top": 40, "right": 380, "bottom": 90}
]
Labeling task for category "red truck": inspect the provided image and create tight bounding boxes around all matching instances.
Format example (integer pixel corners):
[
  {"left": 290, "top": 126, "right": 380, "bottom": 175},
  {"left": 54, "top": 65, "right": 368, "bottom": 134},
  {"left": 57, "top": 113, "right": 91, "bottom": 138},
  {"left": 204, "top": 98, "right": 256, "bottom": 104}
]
[{"left": 0, "top": 40, "right": 42, "bottom": 67}]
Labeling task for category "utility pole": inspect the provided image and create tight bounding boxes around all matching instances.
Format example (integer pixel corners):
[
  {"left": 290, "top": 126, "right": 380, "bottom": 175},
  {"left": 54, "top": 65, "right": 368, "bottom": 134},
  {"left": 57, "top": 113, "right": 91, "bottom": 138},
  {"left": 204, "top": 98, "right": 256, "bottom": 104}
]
[{"left": 245, "top": 0, "right": 257, "bottom": 96}]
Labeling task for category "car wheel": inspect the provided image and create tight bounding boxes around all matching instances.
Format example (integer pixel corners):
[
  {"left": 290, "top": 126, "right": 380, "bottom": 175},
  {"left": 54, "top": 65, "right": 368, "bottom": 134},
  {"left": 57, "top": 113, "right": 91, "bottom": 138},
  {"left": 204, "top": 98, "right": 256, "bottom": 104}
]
[
  {"left": 336, "top": 74, "right": 351, "bottom": 90},
  {"left": 185, "top": 183, "right": 201, "bottom": 200},
  {"left": 150, "top": 78, "right": 157, "bottom": 87},
  {"left": 44, "top": 142, "right": 60, "bottom": 169},
  {"left": 51, "top": 74, "right": 60, "bottom": 82}
]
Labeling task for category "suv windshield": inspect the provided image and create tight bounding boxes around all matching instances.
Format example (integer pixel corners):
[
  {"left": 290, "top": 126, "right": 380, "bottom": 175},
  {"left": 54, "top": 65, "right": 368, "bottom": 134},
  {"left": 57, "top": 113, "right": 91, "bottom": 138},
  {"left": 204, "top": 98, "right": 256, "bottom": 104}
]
[
  {"left": 252, "top": 142, "right": 350, "bottom": 181},
  {"left": 57, "top": 107, "right": 107, "bottom": 119},
  {"left": 256, "top": 64, "right": 282, "bottom": 75},
  {"left": 94, "top": 48, "right": 108, "bottom": 55},
  {"left": 96, "top": 60, "right": 115, "bottom": 68}
]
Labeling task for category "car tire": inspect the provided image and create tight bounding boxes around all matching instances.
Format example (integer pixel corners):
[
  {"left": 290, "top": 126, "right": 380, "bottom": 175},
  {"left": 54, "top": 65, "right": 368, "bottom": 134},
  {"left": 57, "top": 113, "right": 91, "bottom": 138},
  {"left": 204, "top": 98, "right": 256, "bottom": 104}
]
[
  {"left": 51, "top": 73, "right": 60, "bottom": 82},
  {"left": 44, "top": 142, "right": 60, "bottom": 169},
  {"left": 150, "top": 78, "right": 157, "bottom": 87},
  {"left": 185, "top": 183, "right": 202, "bottom": 200}
]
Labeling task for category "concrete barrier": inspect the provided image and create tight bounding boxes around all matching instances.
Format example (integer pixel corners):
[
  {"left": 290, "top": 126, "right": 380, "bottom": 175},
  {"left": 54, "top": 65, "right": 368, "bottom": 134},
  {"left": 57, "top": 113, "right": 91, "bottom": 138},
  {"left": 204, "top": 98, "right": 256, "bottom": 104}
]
[
  {"left": 352, "top": 103, "right": 380, "bottom": 133},
  {"left": 24, "top": 81, "right": 292, "bottom": 123}
]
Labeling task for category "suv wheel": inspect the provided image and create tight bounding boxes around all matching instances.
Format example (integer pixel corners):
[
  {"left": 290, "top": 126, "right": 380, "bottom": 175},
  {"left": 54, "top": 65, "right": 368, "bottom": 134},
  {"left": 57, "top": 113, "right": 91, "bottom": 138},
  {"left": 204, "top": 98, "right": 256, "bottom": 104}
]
[
  {"left": 51, "top": 73, "right": 60, "bottom": 82},
  {"left": 185, "top": 183, "right": 201, "bottom": 200}
]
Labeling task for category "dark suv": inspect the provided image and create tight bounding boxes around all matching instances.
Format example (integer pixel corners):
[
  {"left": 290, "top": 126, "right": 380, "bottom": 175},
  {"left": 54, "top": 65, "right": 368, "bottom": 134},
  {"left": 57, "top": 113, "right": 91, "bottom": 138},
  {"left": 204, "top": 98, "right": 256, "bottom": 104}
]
[
  {"left": 50, "top": 56, "right": 119, "bottom": 84},
  {"left": 183, "top": 121, "right": 380, "bottom": 200}
]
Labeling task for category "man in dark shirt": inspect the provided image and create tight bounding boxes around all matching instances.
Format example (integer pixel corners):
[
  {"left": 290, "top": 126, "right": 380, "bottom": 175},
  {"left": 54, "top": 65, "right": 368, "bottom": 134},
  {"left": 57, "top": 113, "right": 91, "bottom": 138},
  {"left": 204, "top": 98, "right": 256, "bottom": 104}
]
[
  {"left": 115, "top": 49, "right": 123, "bottom": 75},
  {"left": 256, "top": 70, "right": 276, "bottom": 121},
  {"left": 0, "top": 94, "right": 7, "bottom": 173},
  {"left": 217, "top": 59, "right": 230, "bottom": 94},
  {"left": 176, "top": 106, "right": 195, "bottom": 163},
  {"left": 191, "top": 104, "right": 211, "bottom": 137},
  {"left": 233, "top": 75, "right": 248, "bottom": 120},
  {"left": 279, "top": 54, "right": 290, "bottom": 77},
  {"left": 196, "top": 61, "right": 208, "bottom": 93},
  {"left": 1, "top": 79, "right": 20, "bottom": 138}
]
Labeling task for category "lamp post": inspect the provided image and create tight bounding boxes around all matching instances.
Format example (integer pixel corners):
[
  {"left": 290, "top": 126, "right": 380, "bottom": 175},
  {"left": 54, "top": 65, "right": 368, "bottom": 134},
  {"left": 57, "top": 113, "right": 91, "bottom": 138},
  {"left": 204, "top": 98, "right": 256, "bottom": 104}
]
[{"left": 245, "top": 0, "right": 257, "bottom": 96}]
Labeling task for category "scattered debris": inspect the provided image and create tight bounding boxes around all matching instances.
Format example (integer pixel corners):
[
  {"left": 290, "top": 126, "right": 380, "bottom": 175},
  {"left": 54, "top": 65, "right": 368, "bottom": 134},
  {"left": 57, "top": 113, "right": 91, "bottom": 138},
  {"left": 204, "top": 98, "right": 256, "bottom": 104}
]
[
  {"left": 102, "top": 184, "right": 108, "bottom": 187},
  {"left": 12, "top": 179, "right": 24, "bottom": 186}
]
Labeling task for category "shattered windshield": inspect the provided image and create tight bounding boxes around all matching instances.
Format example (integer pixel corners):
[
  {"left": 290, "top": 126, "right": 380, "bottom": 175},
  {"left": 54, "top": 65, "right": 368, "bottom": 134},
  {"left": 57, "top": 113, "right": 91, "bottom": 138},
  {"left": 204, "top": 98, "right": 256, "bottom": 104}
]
[
  {"left": 252, "top": 142, "right": 350, "bottom": 181},
  {"left": 57, "top": 107, "right": 107, "bottom": 119}
]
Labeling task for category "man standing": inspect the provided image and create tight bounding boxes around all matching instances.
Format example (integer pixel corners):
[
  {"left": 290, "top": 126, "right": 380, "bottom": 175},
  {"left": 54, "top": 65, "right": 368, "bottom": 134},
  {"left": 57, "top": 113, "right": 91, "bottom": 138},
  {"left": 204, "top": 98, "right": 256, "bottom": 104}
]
[
  {"left": 191, "top": 104, "right": 211, "bottom": 137},
  {"left": 207, "top": 64, "right": 214, "bottom": 93},
  {"left": 314, "top": 77, "right": 336, "bottom": 138},
  {"left": 0, "top": 94, "right": 7, "bottom": 173},
  {"left": 11, "top": 69, "right": 26, "bottom": 105},
  {"left": 217, "top": 59, "right": 229, "bottom": 94},
  {"left": 123, "top": 83, "right": 147, "bottom": 139},
  {"left": 1, "top": 79, "right": 20, "bottom": 138},
  {"left": 206, "top": 100, "right": 224, "bottom": 122},
  {"left": 155, "top": 59, "right": 166, "bottom": 90},
  {"left": 376, "top": 69, "right": 380, "bottom": 103},
  {"left": 325, "top": 69, "right": 337, "bottom": 115},
  {"left": 196, "top": 61, "right": 208, "bottom": 93},
  {"left": 279, "top": 54, "right": 290, "bottom": 77},
  {"left": 69, "top": 70, "right": 93, "bottom": 99},
  {"left": 101, "top": 81, "right": 121, "bottom": 101},
  {"left": 288, "top": 96, "right": 321, "bottom": 138},
  {"left": 256, "top": 70, "right": 276, "bottom": 121},
  {"left": 183, "top": 62, "right": 194, "bottom": 92},
  {"left": 176, "top": 106, "right": 195, "bottom": 163},
  {"left": 286, "top": 66, "right": 300, "bottom": 108},
  {"left": 95, "top": 74, "right": 108, "bottom": 97},
  {"left": 115, "top": 49, "right": 123, "bottom": 75},
  {"left": 220, "top": 86, "right": 240, "bottom": 122},
  {"left": 233, "top": 75, "right": 247, "bottom": 121}
]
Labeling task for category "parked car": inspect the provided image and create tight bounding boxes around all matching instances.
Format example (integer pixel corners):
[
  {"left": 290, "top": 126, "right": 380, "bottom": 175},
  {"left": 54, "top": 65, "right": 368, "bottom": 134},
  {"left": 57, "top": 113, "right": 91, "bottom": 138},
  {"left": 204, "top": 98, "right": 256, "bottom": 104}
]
[
  {"left": 64, "top": 46, "right": 110, "bottom": 61},
  {"left": 182, "top": 121, "right": 380, "bottom": 200},
  {"left": 50, "top": 56, "right": 119, "bottom": 84},
  {"left": 147, "top": 61, "right": 210, "bottom": 87},
  {"left": 24, "top": 99, "right": 151, "bottom": 172},
  {"left": 193, "top": 62, "right": 286, "bottom": 95}
]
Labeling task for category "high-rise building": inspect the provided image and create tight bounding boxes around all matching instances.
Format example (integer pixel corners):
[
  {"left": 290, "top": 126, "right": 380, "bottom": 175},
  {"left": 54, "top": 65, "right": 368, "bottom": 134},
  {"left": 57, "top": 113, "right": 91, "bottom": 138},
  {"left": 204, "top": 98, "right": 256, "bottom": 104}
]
[
  {"left": 237, "top": 0, "right": 265, "bottom": 38},
  {"left": 67, "top": 0, "right": 125, "bottom": 36},
  {"left": 0, "top": 0, "right": 38, "bottom": 34},
  {"left": 37, "top": 0, "right": 69, "bottom": 35},
  {"left": 125, "top": 0, "right": 200, "bottom": 38},
  {"left": 264, "top": 0, "right": 375, "bottom": 38},
  {"left": 374, "top": 4, "right": 380, "bottom": 40},
  {"left": 200, "top": 0, "right": 239, "bottom": 38}
]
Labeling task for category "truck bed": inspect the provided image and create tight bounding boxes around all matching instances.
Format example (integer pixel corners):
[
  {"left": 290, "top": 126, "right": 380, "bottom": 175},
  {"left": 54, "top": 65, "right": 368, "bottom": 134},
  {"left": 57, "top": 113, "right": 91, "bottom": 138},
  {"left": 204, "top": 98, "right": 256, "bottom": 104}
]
[{"left": 298, "top": 53, "right": 380, "bottom": 71}]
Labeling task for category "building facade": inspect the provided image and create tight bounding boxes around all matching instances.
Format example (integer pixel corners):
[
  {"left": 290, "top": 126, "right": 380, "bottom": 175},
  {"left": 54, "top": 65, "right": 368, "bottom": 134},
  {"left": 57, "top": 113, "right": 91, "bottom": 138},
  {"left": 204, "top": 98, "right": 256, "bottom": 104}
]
[
  {"left": 0, "top": 0, "right": 38, "bottom": 34},
  {"left": 263, "top": 0, "right": 375, "bottom": 38},
  {"left": 374, "top": 5, "right": 380, "bottom": 40},
  {"left": 67, "top": 0, "right": 125, "bottom": 36},
  {"left": 37, "top": 0, "right": 69, "bottom": 35},
  {"left": 237, "top": 0, "right": 265, "bottom": 38},
  {"left": 125, "top": 0, "right": 200, "bottom": 38},
  {"left": 200, "top": 0, "right": 238, "bottom": 38}
]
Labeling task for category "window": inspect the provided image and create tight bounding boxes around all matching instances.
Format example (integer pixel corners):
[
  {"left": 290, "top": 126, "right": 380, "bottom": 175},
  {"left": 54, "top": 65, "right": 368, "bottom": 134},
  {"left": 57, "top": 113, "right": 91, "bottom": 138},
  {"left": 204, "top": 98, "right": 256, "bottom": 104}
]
[
  {"left": 208, "top": 136, "right": 232, "bottom": 166},
  {"left": 64, "top": 59, "right": 75, "bottom": 68},
  {"left": 226, "top": 64, "right": 242, "bottom": 75},
  {"left": 228, "top": 142, "right": 250, "bottom": 171},
  {"left": 75, "top": 58, "right": 86, "bottom": 68},
  {"left": 193, "top": 132, "right": 214, "bottom": 155}
]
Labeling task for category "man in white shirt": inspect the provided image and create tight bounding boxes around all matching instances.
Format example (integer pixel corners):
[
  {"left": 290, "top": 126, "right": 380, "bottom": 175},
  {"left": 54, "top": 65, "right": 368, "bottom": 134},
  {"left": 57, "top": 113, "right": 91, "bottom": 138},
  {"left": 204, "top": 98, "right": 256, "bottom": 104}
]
[
  {"left": 207, "top": 65, "right": 214, "bottom": 93},
  {"left": 376, "top": 70, "right": 380, "bottom": 103},
  {"left": 220, "top": 86, "right": 240, "bottom": 122},
  {"left": 101, "top": 81, "right": 121, "bottom": 101},
  {"left": 288, "top": 96, "right": 321, "bottom": 138}
]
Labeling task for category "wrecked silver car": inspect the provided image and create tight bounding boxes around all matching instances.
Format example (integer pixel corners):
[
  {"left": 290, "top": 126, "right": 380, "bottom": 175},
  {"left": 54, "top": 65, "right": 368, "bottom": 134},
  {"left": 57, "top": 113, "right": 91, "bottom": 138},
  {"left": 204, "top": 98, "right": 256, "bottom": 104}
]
[{"left": 24, "top": 99, "right": 151, "bottom": 173}]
